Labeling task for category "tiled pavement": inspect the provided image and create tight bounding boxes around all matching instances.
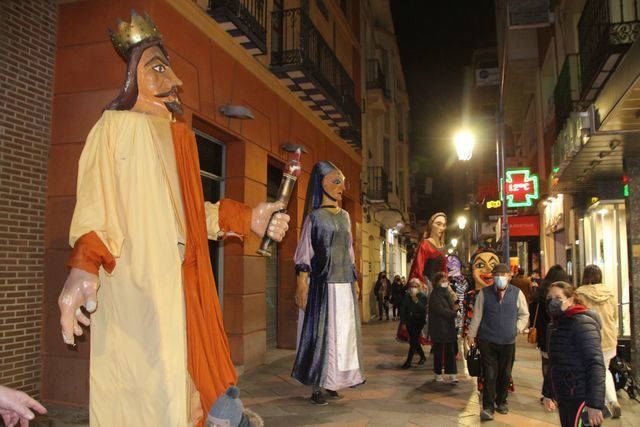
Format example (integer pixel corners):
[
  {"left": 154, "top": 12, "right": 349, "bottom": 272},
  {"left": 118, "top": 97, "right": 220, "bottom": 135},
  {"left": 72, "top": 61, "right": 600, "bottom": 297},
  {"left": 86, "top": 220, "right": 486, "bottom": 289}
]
[
  {"left": 237, "top": 320, "right": 640, "bottom": 427},
  {"left": 32, "top": 320, "right": 640, "bottom": 426}
]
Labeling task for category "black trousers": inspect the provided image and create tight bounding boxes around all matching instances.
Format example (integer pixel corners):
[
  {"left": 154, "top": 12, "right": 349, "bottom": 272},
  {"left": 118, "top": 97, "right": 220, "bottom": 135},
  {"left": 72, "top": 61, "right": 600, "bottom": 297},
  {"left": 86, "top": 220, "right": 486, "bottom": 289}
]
[
  {"left": 478, "top": 340, "right": 515, "bottom": 410},
  {"left": 432, "top": 341, "right": 457, "bottom": 374},
  {"left": 406, "top": 322, "right": 425, "bottom": 363},
  {"left": 557, "top": 399, "right": 584, "bottom": 427},
  {"left": 377, "top": 299, "right": 389, "bottom": 319},
  {"left": 540, "top": 354, "right": 550, "bottom": 395}
]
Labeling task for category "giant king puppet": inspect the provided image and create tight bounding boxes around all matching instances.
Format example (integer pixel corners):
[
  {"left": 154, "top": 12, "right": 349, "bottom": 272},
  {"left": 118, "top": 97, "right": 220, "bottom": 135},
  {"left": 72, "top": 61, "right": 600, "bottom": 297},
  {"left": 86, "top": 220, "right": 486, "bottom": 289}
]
[{"left": 57, "top": 13, "right": 290, "bottom": 426}]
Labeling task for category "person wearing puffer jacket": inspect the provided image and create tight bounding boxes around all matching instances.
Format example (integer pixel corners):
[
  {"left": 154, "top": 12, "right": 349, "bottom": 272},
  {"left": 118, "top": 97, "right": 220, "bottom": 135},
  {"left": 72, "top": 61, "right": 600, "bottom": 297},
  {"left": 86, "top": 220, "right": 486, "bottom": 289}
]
[
  {"left": 543, "top": 281, "right": 605, "bottom": 427},
  {"left": 576, "top": 265, "right": 621, "bottom": 418}
]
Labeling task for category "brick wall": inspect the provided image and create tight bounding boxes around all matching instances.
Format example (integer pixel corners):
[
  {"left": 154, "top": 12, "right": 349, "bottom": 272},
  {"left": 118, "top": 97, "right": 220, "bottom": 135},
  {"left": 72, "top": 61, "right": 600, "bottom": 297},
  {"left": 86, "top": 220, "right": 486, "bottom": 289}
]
[{"left": 0, "top": 0, "right": 57, "bottom": 396}]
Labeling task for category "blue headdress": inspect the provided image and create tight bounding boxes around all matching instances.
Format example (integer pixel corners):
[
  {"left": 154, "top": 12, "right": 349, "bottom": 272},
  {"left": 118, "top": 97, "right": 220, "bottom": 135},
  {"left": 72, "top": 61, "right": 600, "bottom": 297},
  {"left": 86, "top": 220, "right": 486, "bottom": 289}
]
[{"left": 303, "top": 160, "right": 339, "bottom": 220}]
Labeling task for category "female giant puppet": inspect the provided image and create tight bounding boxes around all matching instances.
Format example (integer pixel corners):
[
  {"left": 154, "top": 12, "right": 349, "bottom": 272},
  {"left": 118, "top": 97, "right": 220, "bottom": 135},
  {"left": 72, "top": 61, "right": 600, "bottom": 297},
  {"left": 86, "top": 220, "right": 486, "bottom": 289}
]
[
  {"left": 409, "top": 212, "right": 448, "bottom": 288},
  {"left": 292, "top": 161, "right": 365, "bottom": 405},
  {"left": 57, "top": 13, "right": 290, "bottom": 426}
]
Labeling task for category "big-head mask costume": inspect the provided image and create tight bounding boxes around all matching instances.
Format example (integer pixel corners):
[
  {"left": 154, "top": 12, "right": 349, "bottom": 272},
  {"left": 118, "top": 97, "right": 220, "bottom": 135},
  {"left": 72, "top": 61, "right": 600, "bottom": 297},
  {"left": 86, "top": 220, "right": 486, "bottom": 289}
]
[
  {"left": 470, "top": 247, "right": 500, "bottom": 289},
  {"left": 106, "top": 11, "right": 183, "bottom": 116},
  {"left": 302, "top": 161, "right": 341, "bottom": 219}
]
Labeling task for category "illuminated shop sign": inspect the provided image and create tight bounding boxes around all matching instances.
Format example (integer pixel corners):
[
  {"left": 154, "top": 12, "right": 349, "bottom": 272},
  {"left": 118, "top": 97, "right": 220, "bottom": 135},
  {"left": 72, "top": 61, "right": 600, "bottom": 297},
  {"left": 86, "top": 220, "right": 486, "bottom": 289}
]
[
  {"left": 486, "top": 200, "right": 502, "bottom": 209},
  {"left": 500, "top": 168, "right": 540, "bottom": 208}
]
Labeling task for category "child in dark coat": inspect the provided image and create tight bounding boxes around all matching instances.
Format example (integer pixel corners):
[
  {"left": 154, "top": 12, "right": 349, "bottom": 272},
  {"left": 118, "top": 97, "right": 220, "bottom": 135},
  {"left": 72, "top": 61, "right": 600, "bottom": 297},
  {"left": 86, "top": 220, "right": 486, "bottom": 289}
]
[
  {"left": 542, "top": 281, "right": 605, "bottom": 427},
  {"left": 428, "top": 272, "right": 459, "bottom": 383}
]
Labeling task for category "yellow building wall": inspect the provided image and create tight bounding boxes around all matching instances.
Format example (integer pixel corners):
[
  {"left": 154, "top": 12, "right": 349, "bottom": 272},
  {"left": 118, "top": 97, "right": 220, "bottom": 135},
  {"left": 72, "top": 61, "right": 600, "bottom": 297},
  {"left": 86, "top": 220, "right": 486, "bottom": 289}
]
[{"left": 361, "top": 221, "right": 382, "bottom": 322}]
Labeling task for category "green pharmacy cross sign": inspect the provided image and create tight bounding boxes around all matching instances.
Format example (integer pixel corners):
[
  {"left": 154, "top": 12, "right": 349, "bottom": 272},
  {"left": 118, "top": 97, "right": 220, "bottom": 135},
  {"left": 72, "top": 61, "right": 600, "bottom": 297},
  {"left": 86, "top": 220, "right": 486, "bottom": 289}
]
[{"left": 499, "top": 168, "right": 540, "bottom": 208}]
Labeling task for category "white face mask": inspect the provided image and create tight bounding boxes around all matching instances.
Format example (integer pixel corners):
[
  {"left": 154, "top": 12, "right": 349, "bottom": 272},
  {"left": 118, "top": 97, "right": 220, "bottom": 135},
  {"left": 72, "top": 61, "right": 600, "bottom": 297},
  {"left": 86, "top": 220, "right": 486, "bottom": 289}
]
[
  {"left": 409, "top": 287, "right": 419, "bottom": 296},
  {"left": 494, "top": 276, "right": 508, "bottom": 289}
]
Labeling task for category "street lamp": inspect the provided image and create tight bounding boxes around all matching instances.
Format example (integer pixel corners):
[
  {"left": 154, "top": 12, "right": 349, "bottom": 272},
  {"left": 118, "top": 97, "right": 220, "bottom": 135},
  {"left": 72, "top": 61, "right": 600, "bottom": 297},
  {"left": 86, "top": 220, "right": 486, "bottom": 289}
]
[
  {"left": 454, "top": 130, "right": 475, "bottom": 161},
  {"left": 451, "top": 238, "right": 458, "bottom": 248},
  {"left": 457, "top": 215, "right": 467, "bottom": 230}
]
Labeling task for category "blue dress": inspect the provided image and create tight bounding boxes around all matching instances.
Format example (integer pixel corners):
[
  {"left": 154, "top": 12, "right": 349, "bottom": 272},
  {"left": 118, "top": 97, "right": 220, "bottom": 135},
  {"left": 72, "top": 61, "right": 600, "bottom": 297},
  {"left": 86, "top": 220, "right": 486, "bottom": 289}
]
[{"left": 291, "top": 208, "right": 365, "bottom": 389}]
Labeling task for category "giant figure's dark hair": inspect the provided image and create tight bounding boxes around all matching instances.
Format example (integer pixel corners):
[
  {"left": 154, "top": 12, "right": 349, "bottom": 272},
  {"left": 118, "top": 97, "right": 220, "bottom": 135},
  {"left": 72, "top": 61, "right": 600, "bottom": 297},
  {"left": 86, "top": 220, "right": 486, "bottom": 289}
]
[
  {"left": 105, "top": 37, "right": 168, "bottom": 111},
  {"left": 303, "top": 161, "right": 340, "bottom": 220}
]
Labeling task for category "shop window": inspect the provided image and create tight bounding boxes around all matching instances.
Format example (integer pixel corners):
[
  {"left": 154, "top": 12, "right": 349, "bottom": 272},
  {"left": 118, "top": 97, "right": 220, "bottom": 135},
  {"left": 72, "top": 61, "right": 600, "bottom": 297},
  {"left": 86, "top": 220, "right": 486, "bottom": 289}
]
[
  {"left": 195, "top": 130, "right": 225, "bottom": 303},
  {"left": 581, "top": 201, "right": 630, "bottom": 336}
]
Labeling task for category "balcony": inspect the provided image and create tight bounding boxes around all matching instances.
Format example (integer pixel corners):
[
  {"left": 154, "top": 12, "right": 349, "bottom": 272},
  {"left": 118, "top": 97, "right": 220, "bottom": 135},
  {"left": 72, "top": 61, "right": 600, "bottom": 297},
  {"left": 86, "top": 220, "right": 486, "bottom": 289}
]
[
  {"left": 578, "top": 0, "right": 640, "bottom": 101},
  {"left": 366, "top": 166, "right": 389, "bottom": 203},
  {"left": 366, "top": 59, "right": 389, "bottom": 96},
  {"left": 553, "top": 54, "right": 587, "bottom": 135},
  {"left": 270, "top": 8, "right": 361, "bottom": 149},
  {"left": 208, "top": 0, "right": 267, "bottom": 55}
]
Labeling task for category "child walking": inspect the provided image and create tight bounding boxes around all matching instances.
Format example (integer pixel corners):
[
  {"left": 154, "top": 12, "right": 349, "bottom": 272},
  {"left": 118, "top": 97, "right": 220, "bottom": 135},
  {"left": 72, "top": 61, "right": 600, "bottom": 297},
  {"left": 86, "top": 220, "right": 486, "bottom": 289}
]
[{"left": 428, "top": 272, "right": 459, "bottom": 382}]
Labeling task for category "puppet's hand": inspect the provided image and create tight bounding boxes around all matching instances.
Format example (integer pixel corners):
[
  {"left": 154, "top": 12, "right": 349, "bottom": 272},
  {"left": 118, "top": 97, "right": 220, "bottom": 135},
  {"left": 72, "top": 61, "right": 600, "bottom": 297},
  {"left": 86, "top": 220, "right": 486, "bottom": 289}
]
[
  {"left": 251, "top": 201, "right": 290, "bottom": 241},
  {"left": 58, "top": 268, "right": 99, "bottom": 345},
  {"left": 295, "top": 282, "right": 308, "bottom": 312}
]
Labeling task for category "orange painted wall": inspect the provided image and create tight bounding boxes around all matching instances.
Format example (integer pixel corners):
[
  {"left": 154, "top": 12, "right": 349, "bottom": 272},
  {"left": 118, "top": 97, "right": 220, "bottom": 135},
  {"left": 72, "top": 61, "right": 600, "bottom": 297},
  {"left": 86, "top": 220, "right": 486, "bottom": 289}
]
[{"left": 42, "top": 0, "right": 362, "bottom": 405}]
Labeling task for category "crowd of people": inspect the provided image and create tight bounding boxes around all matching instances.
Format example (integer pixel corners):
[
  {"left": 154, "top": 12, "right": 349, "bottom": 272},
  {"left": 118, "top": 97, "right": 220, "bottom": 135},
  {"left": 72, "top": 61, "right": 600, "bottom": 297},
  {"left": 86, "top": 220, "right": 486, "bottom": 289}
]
[{"left": 376, "top": 256, "right": 625, "bottom": 426}]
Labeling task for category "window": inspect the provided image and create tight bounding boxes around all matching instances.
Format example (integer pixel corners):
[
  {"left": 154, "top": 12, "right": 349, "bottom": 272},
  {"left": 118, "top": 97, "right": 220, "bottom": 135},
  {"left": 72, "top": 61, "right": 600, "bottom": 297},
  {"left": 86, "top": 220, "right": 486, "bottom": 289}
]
[{"left": 194, "top": 129, "right": 225, "bottom": 302}]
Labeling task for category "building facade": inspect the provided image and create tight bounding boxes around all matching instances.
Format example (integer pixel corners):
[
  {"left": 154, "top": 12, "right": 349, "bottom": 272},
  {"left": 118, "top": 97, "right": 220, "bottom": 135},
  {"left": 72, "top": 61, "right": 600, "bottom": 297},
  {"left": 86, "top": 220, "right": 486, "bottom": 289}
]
[
  {"left": 359, "top": 0, "right": 411, "bottom": 321},
  {"left": 495, "top": 0, "right": 640, "bottom": 379},
  {"left": 1, "top": 0, "right": 369, "bottom": 405},
  {"left": 0, "top": 0, "right": 58, "bottom": 399}
]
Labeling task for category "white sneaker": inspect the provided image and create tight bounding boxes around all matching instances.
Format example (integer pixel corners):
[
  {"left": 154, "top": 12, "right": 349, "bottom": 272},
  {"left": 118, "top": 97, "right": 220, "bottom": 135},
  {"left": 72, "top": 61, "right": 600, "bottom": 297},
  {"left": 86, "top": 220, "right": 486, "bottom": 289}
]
[
  {"left": 449, "top": 374, "right": 458, "bottom": 383},
  {"left": 434, "top": 374, "right": 444, "bottom": 382}
]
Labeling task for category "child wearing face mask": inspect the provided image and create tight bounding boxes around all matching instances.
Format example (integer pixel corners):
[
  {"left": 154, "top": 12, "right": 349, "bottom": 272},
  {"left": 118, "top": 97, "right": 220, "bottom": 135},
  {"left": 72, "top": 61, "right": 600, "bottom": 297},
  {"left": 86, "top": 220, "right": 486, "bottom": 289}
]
[
  {"left": 400, "top": 279, "right": 428, "bottom": 369},
  {"left": 428, "top": 272, "right": 459, "bottom": 382},
  {"left": 542, "top": 281, "right": 606, "bottom": 427}
]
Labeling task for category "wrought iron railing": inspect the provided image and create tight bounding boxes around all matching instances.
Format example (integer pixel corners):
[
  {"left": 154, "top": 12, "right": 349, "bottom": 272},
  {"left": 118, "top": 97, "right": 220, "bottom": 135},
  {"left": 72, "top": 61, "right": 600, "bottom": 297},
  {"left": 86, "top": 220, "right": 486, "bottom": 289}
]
[
  {"left": 367, "top": 166, "right": 389, "bottom": 203},
  {"left": 270, "top": 8, "right": 359, "bottom": 127},
  {"left": 366, "top": 59, "right": 388, "bottom": 98},
  {"left": 209, "top": 0, "right": 267, "bottom": 52},
  {"left": 553, "top": 54, "right": 582, "bottom": 133},
  {"left": 578, "top": 0, "right": 640, "bottom": 99}
]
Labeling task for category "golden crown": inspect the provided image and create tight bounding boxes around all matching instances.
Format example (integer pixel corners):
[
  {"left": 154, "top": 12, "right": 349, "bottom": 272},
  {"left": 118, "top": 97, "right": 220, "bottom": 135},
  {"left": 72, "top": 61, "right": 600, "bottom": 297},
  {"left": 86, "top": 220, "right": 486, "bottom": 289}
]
[{"left": 109, "top": 11, "right": 162, "bottom": 59}]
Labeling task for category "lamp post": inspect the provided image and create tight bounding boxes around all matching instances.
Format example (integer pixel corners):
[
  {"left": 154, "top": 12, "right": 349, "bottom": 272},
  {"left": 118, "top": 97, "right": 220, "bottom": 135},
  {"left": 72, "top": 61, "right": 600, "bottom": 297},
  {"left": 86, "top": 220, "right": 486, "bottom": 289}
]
[
  {"left": 454, "top": 131, "right": 475, "bottom": 161},
  {"left": 454, "top": 130, "right": 473, "bottom": 262},
  {"left": 457, "top": 215, "right": 467, "bottom": 230}
]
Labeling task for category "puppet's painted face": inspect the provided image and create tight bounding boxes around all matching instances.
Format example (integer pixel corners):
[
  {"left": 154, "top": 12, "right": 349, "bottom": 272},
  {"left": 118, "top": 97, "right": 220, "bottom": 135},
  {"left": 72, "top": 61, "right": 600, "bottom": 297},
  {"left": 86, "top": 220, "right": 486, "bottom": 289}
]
[
  {"left": 472, "top": 251, "right": 500, "bottom": 287},
  {"left": 134, "top": 46, "right": 183, "bottom": 117},
  {"left": 322, "top": 170, "right": 346, "bottom": 202},
  {"left": 430, "top": 215, "right": 447, "bottom": 240}
]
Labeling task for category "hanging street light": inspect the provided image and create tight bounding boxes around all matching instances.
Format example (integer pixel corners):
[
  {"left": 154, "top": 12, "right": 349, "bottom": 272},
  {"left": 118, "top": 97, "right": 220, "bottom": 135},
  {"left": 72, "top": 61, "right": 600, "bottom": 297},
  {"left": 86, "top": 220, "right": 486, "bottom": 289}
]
[
  {"left": 454, "top": 130, "right": 475, "bottom": 161},
  {"left": 457, "top": 215, "right": 467, "bottom": 230},
  {"left": 451, "top": 238, "right": 458, "bottom": 248}
]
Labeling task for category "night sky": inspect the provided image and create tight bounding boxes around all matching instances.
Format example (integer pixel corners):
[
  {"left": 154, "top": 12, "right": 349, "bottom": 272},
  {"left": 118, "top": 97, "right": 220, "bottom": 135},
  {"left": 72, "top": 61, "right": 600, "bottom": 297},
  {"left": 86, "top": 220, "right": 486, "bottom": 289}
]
[{"left": 390, "top": 0, "right": 497, "bottom": 220}]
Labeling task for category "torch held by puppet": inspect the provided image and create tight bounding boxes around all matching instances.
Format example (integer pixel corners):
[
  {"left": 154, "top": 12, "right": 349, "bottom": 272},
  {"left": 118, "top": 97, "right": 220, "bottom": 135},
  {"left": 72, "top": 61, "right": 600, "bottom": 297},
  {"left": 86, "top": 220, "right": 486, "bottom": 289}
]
[{"left": 257, "top": 144, "right": 306, "bottom": 256}]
